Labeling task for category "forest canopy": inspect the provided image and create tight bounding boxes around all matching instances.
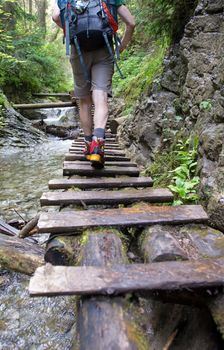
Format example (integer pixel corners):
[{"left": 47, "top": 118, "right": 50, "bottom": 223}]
[{"left": 0, "top": 0, "right": 197, "bottom": 101}]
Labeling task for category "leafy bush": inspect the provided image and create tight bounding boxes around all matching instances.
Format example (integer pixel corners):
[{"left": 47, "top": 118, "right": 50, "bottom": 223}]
[
  {"left": 0, "top": 1, "right": 72, "bottom": 99},
  {"left": 144, "top": 134, "right": 200, "bottom": 204},
  {"left": 113, "top": 42, "right": 167, "bottom": 114}
]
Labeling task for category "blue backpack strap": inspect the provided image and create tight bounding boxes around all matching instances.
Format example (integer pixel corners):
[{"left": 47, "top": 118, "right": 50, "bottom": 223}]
[
  {"left": 65, "top": 5, "right": 70, "bottom": 56},
  {"left": 102, "top": 31, "right": 124, "bottom": 79}
]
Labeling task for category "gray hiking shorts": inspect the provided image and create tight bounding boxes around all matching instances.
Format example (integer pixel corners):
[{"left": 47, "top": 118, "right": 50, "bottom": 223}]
[{"left": 70, "top": 45, "right": 114, "bottom": 98}]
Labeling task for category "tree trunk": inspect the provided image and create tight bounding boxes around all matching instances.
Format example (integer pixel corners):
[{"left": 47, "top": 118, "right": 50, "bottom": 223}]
[{"left": 35, "top": 0, "right": 47, "bottom": 34}]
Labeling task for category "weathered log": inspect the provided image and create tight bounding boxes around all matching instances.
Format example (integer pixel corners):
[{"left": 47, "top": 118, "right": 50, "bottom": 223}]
[
  {"left": 32, "top": 93, "right": 70, "bottom": 98},
  {"left": 19, "top": 214, "right": 40, "bottom": 238},
  {"left": 0, "top": 233, "right": 44, "bottom": 274},
  {"left": 140, "top": 225, "right": 188, "bottom": 262},
  {"left": 13, "top": 101, "right": 76, "bottom": 109},
  {"left": 207, "top": 294, "right": 224, "bottom": 340},
  {"left": 44, "top": 234, "right": 78, "bottom": 266},
  {"left": 109, "top": 116, "right": 127, "bottom": 134},
  {"left": 75, "top": 230, "right": 149, "bottom": 350}
]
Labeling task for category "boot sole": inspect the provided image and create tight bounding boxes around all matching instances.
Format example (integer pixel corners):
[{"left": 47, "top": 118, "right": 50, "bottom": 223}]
[{"left": 90, "top": 154, "right": 104, "bottom": 169}]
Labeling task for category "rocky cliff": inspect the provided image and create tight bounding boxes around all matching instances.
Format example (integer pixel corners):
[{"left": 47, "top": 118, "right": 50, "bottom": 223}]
[{"left": 119, "top": 0, "right": 224, "bottom": 231}]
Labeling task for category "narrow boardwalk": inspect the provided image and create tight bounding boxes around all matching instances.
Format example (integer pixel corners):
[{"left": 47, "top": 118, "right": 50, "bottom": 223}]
[{"left": 29, "top": 119, "right": 224, "bottom": 348}]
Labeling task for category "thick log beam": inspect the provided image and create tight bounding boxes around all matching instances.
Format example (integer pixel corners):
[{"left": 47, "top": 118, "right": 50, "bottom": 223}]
[
  {"left": 75, "top": 230, "right": 149, "bottom": 349},
  {"left": 140, "top": 225, "right": 188, "bottom": 262},
  {"left": 13, "top": 102, "right": 76, "bottom": 110},
  {"left": 0, "top": 233, "right": 44, "bottom": 274}
]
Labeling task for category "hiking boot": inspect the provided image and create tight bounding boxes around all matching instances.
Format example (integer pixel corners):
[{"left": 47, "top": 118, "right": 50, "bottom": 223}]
[
  {"left": 83, "top": 140, "right": 91, "bottom": 160},
  {"left": 89, "top": 137, "right": 105, "bottom": 168}
]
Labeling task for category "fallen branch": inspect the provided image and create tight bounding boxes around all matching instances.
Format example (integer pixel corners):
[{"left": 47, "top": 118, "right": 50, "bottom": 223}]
[{"left": 19, "top": 214, "right": 40, "bottom": 238}]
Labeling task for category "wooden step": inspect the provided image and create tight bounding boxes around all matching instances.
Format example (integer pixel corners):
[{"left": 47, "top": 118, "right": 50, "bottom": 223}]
[
  {"left": 64, "top": 161, "right": 137, "bottom": 167},
  {"left": 79, "top": 133, "right": 117, "bottom": 138},
  {"left": 40, "top": 188, "right": 173, "bottom": 206},
  {"left": 69, "top": 148, "right": 126, "bottom": 156},
  {"left": 48, "top": 177, "right": 153, "bottom": 190},
  {"left": 72, "top": 142, "right": 121, "bottom": 149},
  {"left": 77, "top": 137, "right": 116, "bottom": 142},
  {"left": 65, "top": 153, "right": 130, "bottom": 162},
  {"left": 37, "top": 205, "right": 208, "bottom": 233},
  {"left": 63, "top": 163, "right": 139, "bottom": 177},
  {"left": 29, "top": 257, "right": 224, "bottom": 296},
  {"left": 69, "top": 146, "right": 124, "bottom": 153}
]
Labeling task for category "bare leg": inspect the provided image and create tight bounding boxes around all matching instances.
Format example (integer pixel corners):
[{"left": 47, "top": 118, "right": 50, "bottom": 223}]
[
  {"left": 79, "top": 95, "right": 93, "bottom": 136},
  {"left": 92, "top": 90, "right": 108, "bottom": 130}
]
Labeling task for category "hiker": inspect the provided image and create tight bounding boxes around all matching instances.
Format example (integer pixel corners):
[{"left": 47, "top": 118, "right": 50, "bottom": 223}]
[{"left": 52, "top": 0, "right": 135, "bottom": 168}]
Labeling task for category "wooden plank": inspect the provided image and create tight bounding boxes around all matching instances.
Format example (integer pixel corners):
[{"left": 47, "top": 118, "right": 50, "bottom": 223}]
[
  {"left": 0, "top": 219, "right": 19, "bottom": 236},
  {"left": 32, "top": 93, "right": 71, "bottom": 98},
  {"left": 79, "top": 133, "right": 117, "bottom": 138},
  {"left": 63, "top": 163, "right": 139, "bottom": 177},
  {"left": 65, "top": 153, "right": 130, "bottom": 162},
  {"left": 40, "top": 188, "right": 173, "bottom": 206},
  {"left": 69, "top": 148, "right": 126, "bottom": 156},
  {"left": 29, "top": 257, "right": 224, "bottom": 296},
  {"left": 69, "top": 146, "right": 122, "bottom": 152},
  {"left": 64, "top": 160, "right": 137, "bottom": 167},
  {"left": 72, "top": 142, "right": 121, "bottom": 149},
  {"left": 48, "top": 177, "right": 153, "bottom": 189},
  {"left": 77, "top": 137, "right": 116, "bottom": 142},
  {"left": 37, "top": 205, "right": 208, "bottom": 233},
  {"left": 13, "top": 102, "right": 76, "bottom": 109}
]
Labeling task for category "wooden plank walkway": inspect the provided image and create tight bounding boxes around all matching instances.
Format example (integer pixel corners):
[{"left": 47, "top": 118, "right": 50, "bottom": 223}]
[
  {"left": 29, "top": 258, "right": 224, "bottom": 296},
  {"left": 27, "top": 118, "right": 219, "bottom": 349},
  {"left": 37, "top": 205, "right": 208, "bottom": 233},
  {"left": 48, "top": 177, "right": 153, "bottom": 189},
  {"left": 40, "top": 188, "right": 173, "bottom": 206}
]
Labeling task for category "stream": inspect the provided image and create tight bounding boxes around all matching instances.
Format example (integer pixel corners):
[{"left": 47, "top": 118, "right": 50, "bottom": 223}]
[
  {"left": 0, "top": 137, "right": 71, "bottom": 222},
  {"left": 0, "top": 109, "right": 79, "bottom": 350}
]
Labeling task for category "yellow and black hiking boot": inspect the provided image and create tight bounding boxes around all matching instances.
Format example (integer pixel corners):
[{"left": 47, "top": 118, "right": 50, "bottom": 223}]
[
  {"left": 83, "top": 140, "right": 91, "bottom": 160},
  {"left": 89, "top": 137, "right": 105, "bottom": 169}
]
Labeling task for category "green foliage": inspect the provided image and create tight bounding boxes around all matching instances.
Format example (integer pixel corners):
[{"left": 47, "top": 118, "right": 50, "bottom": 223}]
[
  {"left": 199, "top": 99, "right": 213, "bottom": 111},
  {"left": 128, "top": 0, "right": 198, "bottom": 45},
  {"left": 144, "top": 134, "right": 200, "bottom": 204},
  {"left": 113, "top": 43, "right": 167, "bottom": 114},
  {"left": 0, "top": 1, "right": 71, "bottom": 99}
]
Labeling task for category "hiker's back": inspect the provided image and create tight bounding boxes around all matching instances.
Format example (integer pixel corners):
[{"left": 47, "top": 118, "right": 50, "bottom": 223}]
[{"left": 58, "top": 0, "right": 118, "bottom": 52}]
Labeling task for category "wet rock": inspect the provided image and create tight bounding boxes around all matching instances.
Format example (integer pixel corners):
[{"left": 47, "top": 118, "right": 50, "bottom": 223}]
[
  {"left": 0, "top": 103, "right": 46, "bottom": 148},
  {"left": 185, "top": 225, "right": 224, "bottom": 258}
]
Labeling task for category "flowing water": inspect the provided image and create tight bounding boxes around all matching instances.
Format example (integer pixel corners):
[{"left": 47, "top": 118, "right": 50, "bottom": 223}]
[
  {"left": 0, "top": 137, "right": 71, "bottom": 222},
  {"left": 0, "top": 112, "right": 79, "bottom": 350}
]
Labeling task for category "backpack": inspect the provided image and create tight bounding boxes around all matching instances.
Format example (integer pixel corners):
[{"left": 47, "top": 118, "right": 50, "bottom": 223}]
[{"left": 57, "top": 0, "right": 123, "bottom": 81}]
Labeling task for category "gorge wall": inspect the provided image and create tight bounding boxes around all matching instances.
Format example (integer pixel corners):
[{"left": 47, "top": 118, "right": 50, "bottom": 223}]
[{"left": 119, "top": 0, "right": 224, "bottom": 231}]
